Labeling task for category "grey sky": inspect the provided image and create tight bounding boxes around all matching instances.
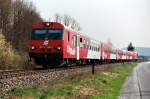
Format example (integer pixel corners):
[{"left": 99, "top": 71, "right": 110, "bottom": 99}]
[{"left": 31, "top": 0, "right": 150, "bottom": 48}]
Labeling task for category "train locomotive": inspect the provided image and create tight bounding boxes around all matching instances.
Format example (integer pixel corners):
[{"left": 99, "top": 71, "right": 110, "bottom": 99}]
[{"left": 28, "top": 22, "right": 138, "bottom": 68}]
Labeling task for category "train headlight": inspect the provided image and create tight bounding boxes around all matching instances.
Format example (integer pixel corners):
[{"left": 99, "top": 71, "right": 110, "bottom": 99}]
[
  {"left": 31, "top": 46, "right": 35, "bottom": 50},
  {"left": 56, "top": 46, "right": 61, "bottom": 51},
  {"left": 45, "top": 22, "right": 50, "bottom": 27}
]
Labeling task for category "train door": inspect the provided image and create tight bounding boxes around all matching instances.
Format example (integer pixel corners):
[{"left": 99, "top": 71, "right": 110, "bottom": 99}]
[
  {"left": 74, "top": 35, "right": 80, "bottom": 60},
  {"left": 76, "top": 35, "right": 80, "bottom": 60}
]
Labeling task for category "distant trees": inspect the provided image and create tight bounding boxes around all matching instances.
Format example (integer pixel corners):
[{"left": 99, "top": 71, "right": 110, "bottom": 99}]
[
  {"left": 53, "top": 13, "right": 82, "bottom": 31},
  {"left": 0, "top": 0, "right": 42, "bottom": 51},
  {"left": 0, "top": 0, "right": 11, "bottom": 34},
  {"left": 54, "top": 13, "right": 61, "bottom": 23},
  {"left": 0, "top": 0, "right": 82, "bottom": 52},
  {"left": 127, "top": 42, "right": 135, "bottom": 51}
]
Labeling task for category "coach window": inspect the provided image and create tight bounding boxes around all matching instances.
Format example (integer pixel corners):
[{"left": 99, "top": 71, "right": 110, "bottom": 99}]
[
  {"left": 80, "top": 38, "right": 83, "bottom": 47},
  {"left": 86, "top": 41, "right": 89, "bottom": 49},
  {"left": 91, "top": 43, "right": 93, "bottom": 50},
  {"left": 92, "top": 46, "right": 94, "bottom": 51},
  {"left": 83, "top": 39, "right": 86, "bottom": 49},
  {"left": 80, "top": 38, "right": 83, "bottom": 42},
  {"left": 97, "top": 46, "right": 99, "bottom": 51},
  {"left": 68, "top": 32, "right": 70, "bottom": 43},
  {"left": 93, "top": 44, "right": 95, "bottom": 51},
  {"left": 73, "top": 35, "right": 77, "bottom": 47}
]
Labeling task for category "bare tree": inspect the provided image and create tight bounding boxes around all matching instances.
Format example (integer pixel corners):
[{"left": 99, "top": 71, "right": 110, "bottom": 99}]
[
  {"left": 107, "top": 38, "right": 113, "bottom": 47},
  {"left": 63, "top": 14, "right": 71, "bottom": 26},
  {"left": 74, "top": 21, "right": 82, "bottom": 31},
  {"left": 54, "top": 13, "right": 61, "bottom": 22},
  {"left": 70, "top": 19, "right": 82, "bottom": 31},
  {"left": 71, "top": 18, "right": 77, "bottom": 29},
  {"left": 0, "top": 0, "right": 42, "bottom": 50},
  {"left": 0, "top": 0, "right": 11, "bottom": 34},
  {"left": 53, "top": 13, "right": 82, "bottom": 31}
]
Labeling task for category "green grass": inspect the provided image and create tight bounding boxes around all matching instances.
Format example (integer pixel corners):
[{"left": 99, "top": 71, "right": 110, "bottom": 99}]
[
  {"left": 11, "top": 86, "right": 39, "bottom": 98},
  {"left": 11, "top": 63, "right": 137, "bottom": 99}
]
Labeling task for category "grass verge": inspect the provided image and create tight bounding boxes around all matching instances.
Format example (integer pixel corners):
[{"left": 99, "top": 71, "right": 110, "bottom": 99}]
[{"left": 11, "top": 63, "right": 137, "bottom": 99}]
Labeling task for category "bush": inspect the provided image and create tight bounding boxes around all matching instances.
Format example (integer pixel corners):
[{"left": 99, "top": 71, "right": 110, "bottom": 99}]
[{"left": 0, "top": 32, "right": 28, "bottom": 69}]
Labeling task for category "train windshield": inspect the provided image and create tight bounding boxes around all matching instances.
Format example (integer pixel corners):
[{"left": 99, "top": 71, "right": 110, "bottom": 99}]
[{"left": 31, "top": 29, "right": 63, "bottom": 40}]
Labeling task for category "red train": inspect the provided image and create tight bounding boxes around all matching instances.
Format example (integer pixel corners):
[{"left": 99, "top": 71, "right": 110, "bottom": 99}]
[{"left": 29, "top": 22, "right": 138, "bottom": 68}]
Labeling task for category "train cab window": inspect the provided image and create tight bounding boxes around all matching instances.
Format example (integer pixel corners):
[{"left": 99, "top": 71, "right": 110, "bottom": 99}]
[{"left": 32, "top": 29, "right": 63, "bottom": 40}]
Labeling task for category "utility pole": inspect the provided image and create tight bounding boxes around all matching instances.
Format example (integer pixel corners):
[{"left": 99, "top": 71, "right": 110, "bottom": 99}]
[{"left": 92, "top": 60, "right": 95, "bottom": 74}]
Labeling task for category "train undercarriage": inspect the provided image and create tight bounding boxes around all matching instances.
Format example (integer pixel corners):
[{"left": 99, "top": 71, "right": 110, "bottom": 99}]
[{"left": 29, "top": 53, "right": 137, "bottom": 69}]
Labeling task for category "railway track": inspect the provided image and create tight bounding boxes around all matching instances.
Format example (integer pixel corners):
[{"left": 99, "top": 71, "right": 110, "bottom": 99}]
[
  {"left": 0, "top": 64, "right": 93, "bottom": 79},
  {"left": 0, "top": 63, "right": 124, "bottom": 80}
]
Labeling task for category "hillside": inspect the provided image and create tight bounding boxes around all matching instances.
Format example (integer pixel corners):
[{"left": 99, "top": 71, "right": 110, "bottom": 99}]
[
  {"left": 123, "top": 47, "right": 150, "bottom": 57},
  {"left": 135, "top": 47, "right": 150, "bottom": 57}
]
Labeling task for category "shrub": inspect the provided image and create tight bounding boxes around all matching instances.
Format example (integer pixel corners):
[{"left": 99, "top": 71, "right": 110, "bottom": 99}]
[{"left": 0, "top": 32, "right": 28, "bottom": 69}]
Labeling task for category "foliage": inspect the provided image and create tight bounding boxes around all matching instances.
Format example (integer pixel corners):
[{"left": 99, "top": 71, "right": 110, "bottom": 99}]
[
  {"left": 11, "top": 86, "right": 38, "bottom": 98},
  {"left": 0, "top": 32, "right": 27, "bottom": 69},
  {"left": 127, "top": 42, "right": 135, "bottom": 51},
  {"left": 0, "top": 0, "right": 42, "bottom": 69},
  {"left": 0, "top": 0, "right": 42, "bottom": 51}
]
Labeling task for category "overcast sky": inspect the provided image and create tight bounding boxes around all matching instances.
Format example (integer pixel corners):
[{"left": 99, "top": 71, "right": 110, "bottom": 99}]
[{"left": 30, "top": 0, "right": 150, "bottom": 48}]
